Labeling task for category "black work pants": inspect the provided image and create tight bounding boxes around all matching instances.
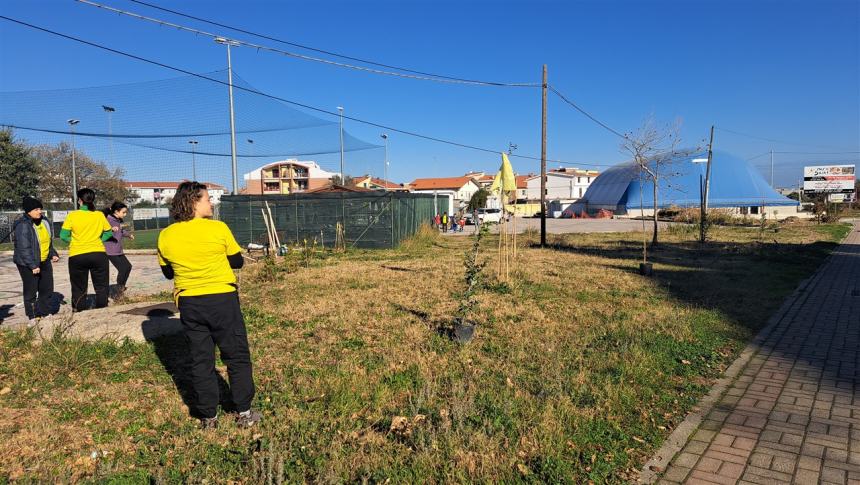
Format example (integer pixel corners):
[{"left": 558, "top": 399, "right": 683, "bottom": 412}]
[
  {"left": 108, "top": 254, "right": 133, "bottom": 287},
  {"left": 16, "top": 261, "right": 54, "bottom": 319},
  {"left": 68, "top": 252, "right": 109, "bottom": 312},
  {"left": 178, "top": 292, "right": 255, "bottom": 419}
]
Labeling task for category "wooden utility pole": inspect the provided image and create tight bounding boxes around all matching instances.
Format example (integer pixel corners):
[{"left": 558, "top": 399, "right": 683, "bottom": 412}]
[
  {"left": 540, "top": 64, "right": 548, "bottom": 247},
  {"left": 700, "top": 125, "right": 715, "bottom": 243}
]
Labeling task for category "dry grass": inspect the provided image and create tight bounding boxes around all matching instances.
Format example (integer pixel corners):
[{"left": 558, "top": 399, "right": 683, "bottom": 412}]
[{"left": 0, "top": 221, "right": 850, "bottom": 483}]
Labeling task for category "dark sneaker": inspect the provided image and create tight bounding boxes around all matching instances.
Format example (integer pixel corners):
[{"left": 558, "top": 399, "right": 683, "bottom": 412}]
[
  {"left": 200, "top": 417, "right": 218, "bottom": 429},
  {"left": 235, "top": 409, "right": 262, "bottom": 428}
]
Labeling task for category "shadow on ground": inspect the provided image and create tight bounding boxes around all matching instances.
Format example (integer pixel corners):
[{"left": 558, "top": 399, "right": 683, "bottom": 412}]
[
  {"left": 141, "top": 309, "right": 235, "bottom": 418},
  {"left": 536, "top": 236, "right": 839, "bottom": 336}
]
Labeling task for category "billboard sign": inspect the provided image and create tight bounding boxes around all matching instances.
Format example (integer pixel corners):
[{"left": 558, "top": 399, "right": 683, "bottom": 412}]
[{"left": 803, "top": 165, "right": 855, "bottom": 194}]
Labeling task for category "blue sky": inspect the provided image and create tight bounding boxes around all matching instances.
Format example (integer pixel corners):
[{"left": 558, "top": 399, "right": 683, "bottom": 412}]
[{"left": 1, "top": 0, "right": 858, "bottom": 189}]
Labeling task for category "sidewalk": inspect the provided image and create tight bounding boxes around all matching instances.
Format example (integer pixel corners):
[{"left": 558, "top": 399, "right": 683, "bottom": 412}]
[{"left": 652, "top": 222, "right": 860, "bottom": 484}]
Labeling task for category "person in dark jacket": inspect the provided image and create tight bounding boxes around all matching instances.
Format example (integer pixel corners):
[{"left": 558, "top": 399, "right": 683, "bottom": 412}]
[
  {"left": 102, "top": 201, "right": 135, "bottom": 300},
  {"left": 12, "top": 196, "right": 59, "bottom": 325}
]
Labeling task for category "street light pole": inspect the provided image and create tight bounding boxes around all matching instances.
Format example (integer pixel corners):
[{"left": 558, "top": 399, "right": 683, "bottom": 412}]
[
  {"left": 381, "top": 133, "right": 389, "bottom": 191},
  {"left": 102, "top": 105, "right": 115, "bottom": 167},
  {"left": 338, "top": 106, "right": 345, "bottom": 185},
  {"left": 189, "top": 140, "right": 198, "bottom": 180},
  {"left": 215, "top": 37, "right": 240, "bottom": 194},
  {"left": 68, "top": 119, "right": 80, "bottom": 207},
  {"left": 770, "top": 149, "right": 774, "bottom": 187}
]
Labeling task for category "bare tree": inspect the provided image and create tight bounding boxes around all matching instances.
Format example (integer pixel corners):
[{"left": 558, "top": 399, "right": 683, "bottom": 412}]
[
  {"left": 32, "top": 142, "right": 136, "bottom": 209},
  {"left": 620, "top": 117, "right": 684, "bottom": 248}
]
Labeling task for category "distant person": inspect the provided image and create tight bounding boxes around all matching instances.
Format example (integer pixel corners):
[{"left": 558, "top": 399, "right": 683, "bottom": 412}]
[
  {"left": 442, "top": 213, "right": 449, "bottom": 232},
  {"left": 12, "top": 196, "right": 60, "bottom": 325},
  {"left": 60, "top": 188, "right": 112, "bottom": 312},
  {"left": 434, "top": 213, "right": 441, "bottom": 230},
  {"left": 158, "top": 181, "right": 259, "bottom": 429},
  {"left": 103, "top": 201, "right": 135, "bottom": 300},
  {"left": 458, "top": 215, "right": 466, "bottom": 232}
]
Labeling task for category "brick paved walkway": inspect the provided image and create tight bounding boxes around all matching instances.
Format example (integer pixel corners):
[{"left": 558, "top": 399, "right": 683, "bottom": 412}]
[{"left": 660, "top": 223, "right": 860, "bottom": 485}]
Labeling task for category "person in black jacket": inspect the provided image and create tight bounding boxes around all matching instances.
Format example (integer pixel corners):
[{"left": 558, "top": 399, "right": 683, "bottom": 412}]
[{"left": 12, "top": 196, "right": 59, "bottom": 325}]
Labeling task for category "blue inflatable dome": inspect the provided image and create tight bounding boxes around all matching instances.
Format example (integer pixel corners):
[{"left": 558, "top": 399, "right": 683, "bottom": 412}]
[{"left": 577, "top": 150, "right": 798, "bottom": 214}]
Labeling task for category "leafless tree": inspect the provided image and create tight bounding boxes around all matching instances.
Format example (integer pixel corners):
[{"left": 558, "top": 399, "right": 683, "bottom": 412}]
[
  {"left": 32, "top": 142, "right": 136, "bottom": 209},
  {"left": 620, "top": 116, "right": 684, "bottom": 249}
]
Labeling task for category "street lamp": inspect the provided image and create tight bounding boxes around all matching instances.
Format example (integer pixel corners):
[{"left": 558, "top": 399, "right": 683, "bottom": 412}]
[
  {"left": 380, "top": 133, "right": 389, "bottom": 191},
  {"left": 67, "top": 119, "right": 80, "bottom": 206},
  {"left": 337, "top": 106, "right": 344, "bottom": 185},
  {"left": 102, "top": 105, "right": 115, "bottom": 167},
  {"left": 215, "top": 36, "right": 241, "bottom": 194},
  {"left": 188, "top": 140, "right": 199, "bottom": 181}
]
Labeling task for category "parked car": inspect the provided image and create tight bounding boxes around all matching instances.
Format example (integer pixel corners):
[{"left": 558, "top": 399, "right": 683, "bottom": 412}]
[{"left": 477, "top": 208, "right": 508, "bottom": 223}]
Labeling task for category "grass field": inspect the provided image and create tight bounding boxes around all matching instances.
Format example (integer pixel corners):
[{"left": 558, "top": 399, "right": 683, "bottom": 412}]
[
  {"left": 0, "top": 221, "right": 851, "bottom": 483},
  {"left": 0, "top": 229, "right": 160, "bottom": 252}
]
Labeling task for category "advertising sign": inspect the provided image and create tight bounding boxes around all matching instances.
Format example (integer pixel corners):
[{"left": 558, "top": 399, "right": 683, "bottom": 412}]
[{"left": 803, "top": 165, "right": 855, "bottom": 194}]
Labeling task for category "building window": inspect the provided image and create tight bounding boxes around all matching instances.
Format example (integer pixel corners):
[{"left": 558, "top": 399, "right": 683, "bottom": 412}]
[
  {"left": 577, "top": 177, "right": 582, "bottom": 184},
  {"left": 264, "top": 182, "right": 279, "bottom": 192},
  {"left": 579, "top": 187, "right": 583, "bottom": 197}
]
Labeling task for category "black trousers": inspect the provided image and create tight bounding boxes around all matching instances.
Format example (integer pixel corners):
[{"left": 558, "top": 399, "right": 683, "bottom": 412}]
[
  {"left": 108, "top": 254, "right": 133, "bottom": 287},
  {"left": 178, "top": 292, "right": 255, "bottom": 419},
  {"left": 16, "top": 261, "right": 54, "bottom": 319},
  {"left": 68, "top": 252, "right": 109, "bottom": 312}
]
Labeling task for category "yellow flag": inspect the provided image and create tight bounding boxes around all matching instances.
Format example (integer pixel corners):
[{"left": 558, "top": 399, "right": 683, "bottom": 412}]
[{"left": 499, "top": 153, "right": 516, "bottom": 192}]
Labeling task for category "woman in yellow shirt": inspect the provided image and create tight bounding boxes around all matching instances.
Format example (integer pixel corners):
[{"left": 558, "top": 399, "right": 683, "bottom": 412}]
[
  {"left": 12, "top": 196, "right": 59, "bottom": 325},
  {"left": 158, "top": 181, "right": 259, "bottom": 429},
  {"left": 60, "top": 188, "right": 113, "bottom": 312}
]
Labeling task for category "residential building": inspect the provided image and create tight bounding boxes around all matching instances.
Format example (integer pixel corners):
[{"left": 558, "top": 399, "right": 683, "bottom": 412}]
[
  {"left": 243, "top": 160, "right": 336, "bottom": 195},
  {"left": 526, "top": 168, "right": 599, "bottom": 201},
  {"left": 127, "top": 181, "right": 226, "bottom": 205},
  {"left": 409, "top": 176, "right": 482, "bottom": 215},
  {"left": 352, "top": 175, "right": 408, "bottom": 191}
]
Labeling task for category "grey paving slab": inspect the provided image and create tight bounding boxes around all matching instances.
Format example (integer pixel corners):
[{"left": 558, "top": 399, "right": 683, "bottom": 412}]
[
  {"left": 0, "top": 251, "right": 172, "bottom": 327},
  {"left": 649, "top": 222, "right": 860, "bottom": 484}
]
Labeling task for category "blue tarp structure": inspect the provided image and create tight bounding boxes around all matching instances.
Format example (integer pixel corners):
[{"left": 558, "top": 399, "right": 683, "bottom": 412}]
[{"left": 577, "top": 150, "right": 798, "bottom": 214}]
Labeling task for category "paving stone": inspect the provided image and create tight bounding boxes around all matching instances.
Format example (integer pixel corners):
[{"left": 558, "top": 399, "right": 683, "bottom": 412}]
[{"left": 645, "top": 224, "right": 860, "bottom": 484}]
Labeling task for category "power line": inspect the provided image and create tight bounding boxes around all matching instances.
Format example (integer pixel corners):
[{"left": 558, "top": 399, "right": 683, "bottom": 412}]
[
  {"left": 716, "top": 127, "right": 858, "bottom": 151},
  {"left": 0, "top": 15, "right": 611, "bottom": 169},
  {"left": 126, "top": 0, "right": 531, "bottom": 87},
  {"left": 548, "top": 85, "right": 628, "bottom": 139},
  {"left": 75, "top": 0, "right": 539, "bottom": 88}
]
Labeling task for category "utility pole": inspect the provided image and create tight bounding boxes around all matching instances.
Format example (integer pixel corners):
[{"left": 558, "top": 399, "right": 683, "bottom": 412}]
[
  {"left": 68, "top": 119, "right": 80, "bottom": 207},
  {"left": 700, "top": 125, "right": 715, "bottom": 243},
  {"left": 540, "top": 64, "right": 548, "bottom": 247},
  {"left": 215, "top": 37, "right": 240, "bottom": 194}
]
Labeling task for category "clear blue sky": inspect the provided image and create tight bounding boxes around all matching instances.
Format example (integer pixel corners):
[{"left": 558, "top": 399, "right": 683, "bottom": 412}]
[{"left": 1, "top": 0, "right": 858, "bottom": 189}]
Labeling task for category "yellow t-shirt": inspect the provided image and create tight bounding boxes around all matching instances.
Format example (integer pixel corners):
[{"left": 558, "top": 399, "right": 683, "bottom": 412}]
[
  {"left": 157, "top": 218, "right": 242, "bottom": 299},
  {"left": 62, "top": 209, "right": 111, "bottom": 257},
  {"left": 36, "top": 222, "right": 50, "bottom": 262}
]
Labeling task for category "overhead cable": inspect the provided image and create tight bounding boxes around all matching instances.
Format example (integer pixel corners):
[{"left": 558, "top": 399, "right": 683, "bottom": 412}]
[
  {"left": 548, "top": 85, "right": 628, "bottom": 139},
  {"left": 126, "top": 0, "right": 531, "bottom": 87},
  {"left": 716, "top": 127, "right": 858, "bottom": 151},
  {"left": 75, "top": 0, "right": 539, "bottom": 87},
  {"left": 0, "top": 15, "right": 612, "bottom": 168}
]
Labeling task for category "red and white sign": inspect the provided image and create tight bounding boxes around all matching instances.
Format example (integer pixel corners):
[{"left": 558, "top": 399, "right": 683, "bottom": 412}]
[{"left": 803, "top": 165, "right": 855, "bottom": 194}]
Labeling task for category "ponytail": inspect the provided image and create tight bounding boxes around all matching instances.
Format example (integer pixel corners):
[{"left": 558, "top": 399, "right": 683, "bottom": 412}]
[
  {"left": 77, "top": 188, "right": 96, "bottom": 211},
  {"left": 103, "top": 200, "right": 128, "bottom": 219}
]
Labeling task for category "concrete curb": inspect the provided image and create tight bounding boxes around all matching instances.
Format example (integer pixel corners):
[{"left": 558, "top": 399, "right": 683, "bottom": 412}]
[
  {"left": 637, "top": 283, "right": 802, "bottom": 482},
  {"left": 637, "top": 225, "right": 850, "bottom": 483}
]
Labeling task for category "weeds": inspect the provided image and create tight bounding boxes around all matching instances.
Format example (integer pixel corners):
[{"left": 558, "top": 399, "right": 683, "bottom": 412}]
[{"left": 0, "top": 221, "right": 849, "bottom": 482}]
